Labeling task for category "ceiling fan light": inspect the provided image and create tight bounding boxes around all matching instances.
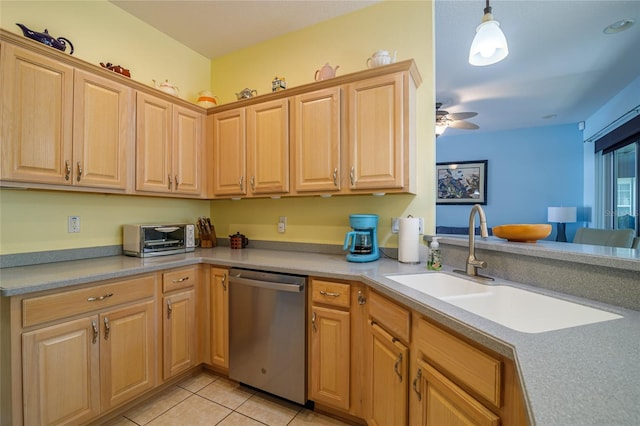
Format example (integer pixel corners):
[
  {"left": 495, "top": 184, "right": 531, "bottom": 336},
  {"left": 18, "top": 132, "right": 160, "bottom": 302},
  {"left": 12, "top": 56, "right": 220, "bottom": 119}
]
[
  {"left": 435, "top": 123, "right": 448, "bottom": 136},
  {"left": 469, "top": 13, "right": 509, "bottom": 66}
]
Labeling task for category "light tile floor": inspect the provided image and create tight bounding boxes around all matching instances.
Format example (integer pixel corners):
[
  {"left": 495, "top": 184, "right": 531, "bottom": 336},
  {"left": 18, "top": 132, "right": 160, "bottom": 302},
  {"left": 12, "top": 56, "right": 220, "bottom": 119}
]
[{"left": 103, "top": 371, "right": 350, "bottom": 426}]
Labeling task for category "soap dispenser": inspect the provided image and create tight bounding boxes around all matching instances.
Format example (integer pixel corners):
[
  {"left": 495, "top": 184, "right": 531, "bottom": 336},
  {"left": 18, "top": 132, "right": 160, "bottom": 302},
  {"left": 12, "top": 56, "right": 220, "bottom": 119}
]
[{"left": 427, "top": 237, "right": 442, "bottom": 270}]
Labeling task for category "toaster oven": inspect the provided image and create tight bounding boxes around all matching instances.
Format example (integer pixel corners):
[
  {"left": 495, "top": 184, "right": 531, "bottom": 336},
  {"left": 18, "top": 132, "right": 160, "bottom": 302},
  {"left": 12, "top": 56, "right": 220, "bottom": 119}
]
[{"left": 123, "top": 224, "right": 195, "bottom": 257}]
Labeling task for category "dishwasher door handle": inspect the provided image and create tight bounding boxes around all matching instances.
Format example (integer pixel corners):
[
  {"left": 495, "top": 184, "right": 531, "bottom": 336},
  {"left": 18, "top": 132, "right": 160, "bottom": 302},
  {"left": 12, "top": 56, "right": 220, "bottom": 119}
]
[{"left": 230, "top": 276, "right": 304, "bottom": 293}]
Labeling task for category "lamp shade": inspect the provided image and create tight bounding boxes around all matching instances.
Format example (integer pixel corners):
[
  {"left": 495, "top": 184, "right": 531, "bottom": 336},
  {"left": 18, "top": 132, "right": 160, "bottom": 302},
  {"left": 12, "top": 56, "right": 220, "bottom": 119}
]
[
  {"left": 469, "top": 16, "right": 509, "bottom": 66},
  {"left": 548, "top": 207, "right": 577, "bottom": 223}
]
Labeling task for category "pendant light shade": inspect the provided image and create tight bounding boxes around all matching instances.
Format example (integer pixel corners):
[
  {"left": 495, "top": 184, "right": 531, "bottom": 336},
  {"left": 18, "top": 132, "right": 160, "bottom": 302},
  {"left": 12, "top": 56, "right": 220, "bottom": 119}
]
[{"left": 469, "top": 1, "right": 509, "bottom": 66}]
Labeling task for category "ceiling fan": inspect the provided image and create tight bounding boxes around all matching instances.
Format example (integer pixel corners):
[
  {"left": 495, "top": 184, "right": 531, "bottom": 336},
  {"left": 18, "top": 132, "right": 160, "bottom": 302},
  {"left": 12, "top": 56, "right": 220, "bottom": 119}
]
[{"left": 435, "top": 102, "right": 479, "bottom": 136}]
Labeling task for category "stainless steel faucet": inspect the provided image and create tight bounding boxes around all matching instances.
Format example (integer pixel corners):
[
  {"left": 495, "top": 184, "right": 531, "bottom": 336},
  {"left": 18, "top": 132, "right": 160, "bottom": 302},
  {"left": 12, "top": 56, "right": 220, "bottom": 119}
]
[{"left": 456, "top": 204, "right": 494, "bottom": 281}]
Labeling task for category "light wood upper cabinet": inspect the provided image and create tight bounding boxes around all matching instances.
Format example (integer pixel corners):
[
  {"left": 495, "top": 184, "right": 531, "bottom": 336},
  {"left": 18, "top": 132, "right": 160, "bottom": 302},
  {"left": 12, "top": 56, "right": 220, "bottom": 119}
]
[
  {"left": 136, "top": 92, "right": 204, "bottom": 196},
  {"left": 247, "top": 98, "right": 290, "bottom": 195},
  {"left": 291, "top": 87, "right": 341, "bottom": 193},
  {"left": 1, "top": 44, "right": 133, "bottom": 190},
  {"left": 73, "top": 69, "right": 133, "bottom": 189},
  {"left": 346, "top": 72, "right": 406, "bottom": 191},
  {"left": 211, "top": 107, "right": 247, "bottom": 196}
]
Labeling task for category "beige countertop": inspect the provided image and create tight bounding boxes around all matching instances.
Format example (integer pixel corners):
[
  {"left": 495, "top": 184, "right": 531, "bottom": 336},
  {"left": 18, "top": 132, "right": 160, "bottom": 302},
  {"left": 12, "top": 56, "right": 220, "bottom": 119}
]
[{"left": 1, "top": 247, "right": 639, "bottom": 425}]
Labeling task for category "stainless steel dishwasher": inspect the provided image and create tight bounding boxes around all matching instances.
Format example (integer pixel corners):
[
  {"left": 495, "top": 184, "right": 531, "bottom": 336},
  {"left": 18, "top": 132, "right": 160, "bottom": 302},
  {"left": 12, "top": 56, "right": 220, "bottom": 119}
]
[{"left": 228, "top": 268, "right": 307, "bottom": 404}]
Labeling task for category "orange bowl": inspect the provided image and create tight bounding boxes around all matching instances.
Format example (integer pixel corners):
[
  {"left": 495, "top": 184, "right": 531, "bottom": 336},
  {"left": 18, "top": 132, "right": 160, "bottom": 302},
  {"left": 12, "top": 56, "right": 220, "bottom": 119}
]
[{"left": 493, "top": 224, "right": 552, "bottom": 243}]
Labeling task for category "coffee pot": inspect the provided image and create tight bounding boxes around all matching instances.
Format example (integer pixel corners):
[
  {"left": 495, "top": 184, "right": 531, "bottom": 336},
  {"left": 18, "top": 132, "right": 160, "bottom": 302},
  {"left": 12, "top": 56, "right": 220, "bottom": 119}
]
[
  {"left": 153, "top": 79, "right": 179, "bottom": 96},
  {"left": 236, "top": 88, "right": 258, "bottom": 100},
  {"left": 197, "top": 90, "right": 218, "bottom": 108},
  {"left": 343, "top": 214, "right": 380, "bottom": 262},
  {"left": 367, "top": 50, "right": 397, "bottom": 68}
]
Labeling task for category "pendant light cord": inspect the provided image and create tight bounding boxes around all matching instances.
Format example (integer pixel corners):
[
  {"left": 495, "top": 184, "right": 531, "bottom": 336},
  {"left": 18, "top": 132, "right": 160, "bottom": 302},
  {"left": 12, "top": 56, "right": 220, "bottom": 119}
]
[{"left": 484, "top": 0, "right": 492, "bottom": 15}]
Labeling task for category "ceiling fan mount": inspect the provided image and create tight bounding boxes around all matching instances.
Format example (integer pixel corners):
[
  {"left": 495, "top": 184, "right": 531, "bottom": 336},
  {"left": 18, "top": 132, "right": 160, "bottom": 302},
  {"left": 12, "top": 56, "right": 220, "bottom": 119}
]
[{"left": 435, "top": 102, "right": 479, "bottom": 136}]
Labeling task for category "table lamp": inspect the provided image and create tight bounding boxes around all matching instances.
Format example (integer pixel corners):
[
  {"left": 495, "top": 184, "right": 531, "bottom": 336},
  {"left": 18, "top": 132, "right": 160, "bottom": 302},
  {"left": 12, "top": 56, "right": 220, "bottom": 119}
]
[{"left": 548, "top": 207, "right": 577, "bottom": 242}]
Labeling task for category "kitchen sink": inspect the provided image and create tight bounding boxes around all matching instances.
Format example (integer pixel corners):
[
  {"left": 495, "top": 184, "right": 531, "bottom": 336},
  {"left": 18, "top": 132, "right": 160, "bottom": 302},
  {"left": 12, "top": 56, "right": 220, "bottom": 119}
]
[{"left": 386, "top": 272, "right": 623, "bottom": 333}]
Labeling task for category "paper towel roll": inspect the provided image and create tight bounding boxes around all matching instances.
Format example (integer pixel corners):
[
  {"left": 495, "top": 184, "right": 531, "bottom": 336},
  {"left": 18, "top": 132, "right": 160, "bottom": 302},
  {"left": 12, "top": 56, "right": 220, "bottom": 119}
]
[{"left": 398, "top": 217, "right": 420, "bottom": 263}]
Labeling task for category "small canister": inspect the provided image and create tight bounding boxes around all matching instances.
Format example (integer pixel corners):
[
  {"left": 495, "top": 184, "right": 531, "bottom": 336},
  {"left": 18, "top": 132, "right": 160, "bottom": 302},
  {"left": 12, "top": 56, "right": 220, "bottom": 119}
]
[{"left": 229, "top": 232, "right": 249, "bottom": 249}]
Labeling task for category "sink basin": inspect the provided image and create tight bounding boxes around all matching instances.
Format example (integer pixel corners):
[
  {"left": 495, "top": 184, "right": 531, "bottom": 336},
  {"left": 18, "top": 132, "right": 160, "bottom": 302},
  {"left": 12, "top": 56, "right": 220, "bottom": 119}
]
[{"left": 386, "top": 273, "right": 622, "bottom": 333}]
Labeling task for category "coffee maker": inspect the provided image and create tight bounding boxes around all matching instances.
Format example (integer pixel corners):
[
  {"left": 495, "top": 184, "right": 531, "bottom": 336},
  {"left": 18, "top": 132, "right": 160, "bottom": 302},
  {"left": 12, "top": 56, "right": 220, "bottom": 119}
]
[{"left": 343, "top": 214, "right": 380, "bottom": 262}]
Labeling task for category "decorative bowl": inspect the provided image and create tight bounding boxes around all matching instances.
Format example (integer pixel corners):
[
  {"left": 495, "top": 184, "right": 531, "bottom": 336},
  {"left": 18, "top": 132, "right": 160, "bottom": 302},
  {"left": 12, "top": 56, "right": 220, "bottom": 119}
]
[{"left": 493, "top": 224, "right": 552, "bottom": 243}]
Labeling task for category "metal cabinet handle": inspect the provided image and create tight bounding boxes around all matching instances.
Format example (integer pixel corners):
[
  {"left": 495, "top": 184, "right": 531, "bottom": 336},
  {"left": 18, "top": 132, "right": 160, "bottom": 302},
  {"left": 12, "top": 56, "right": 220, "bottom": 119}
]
[
  {"left": 412, "top": 368, "right": 422, "bottom": 400},
  {"left": 350, "top": 166, "right": 355, "bottom": 186},
  {"left": 87, "top": 293, "right": 113, "bottom": 302},
  {"left": 320, "top": 290, "right": 340, "bottom": 297},
  {"left": 76, "top": 161, "right": 83, "bottom": 182},
  {"left": 167, "top": 299, "right": 172, "bottom": 319},
  {"left": 239, "top": 176, "right": 244, "bottom": 191},
  {"left": 92, "top": 320, "right": 99, "bottom": 344},
  {"left": 222, "top": 274, "right": 227, "bottom": 291},
  {"left": 168, "top": 174, "right": 172, "bottom": 190},
  {"left": 172, "top": 276, "right": 190, "bottom": 283},
  {"left": 332, "top": 168, "right": 338, "bottom": 187},
  {"left": 250, "top": 176, "right": 255, "bottom": 192},
  {"left": 103, "top": 317, "right": 110, "bottom": 340},
  {"left": 65, "top": 160, "right": 71, "bottom": 181},
  {"left": 312, "top": 311, "right": 317, "bottom": 332},
  {"left": 394, "top": 353, "right": 403, "bottom": 382},
  {"left": 357, "top": 290, "right": 366, "bottom": 305}
]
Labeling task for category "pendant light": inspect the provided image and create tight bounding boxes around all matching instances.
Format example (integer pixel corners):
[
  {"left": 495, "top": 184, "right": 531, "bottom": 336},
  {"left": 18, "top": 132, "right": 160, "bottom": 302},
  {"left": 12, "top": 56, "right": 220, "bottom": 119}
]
[{"left": 469, "top": 0, "right": 509, "bottom": 66}]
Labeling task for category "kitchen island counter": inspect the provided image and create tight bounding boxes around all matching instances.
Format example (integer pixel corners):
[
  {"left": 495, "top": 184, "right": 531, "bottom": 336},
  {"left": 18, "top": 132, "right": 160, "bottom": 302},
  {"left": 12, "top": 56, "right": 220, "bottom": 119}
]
[{"left": 1, "top": 246, "right": 639, "bottom": 425}]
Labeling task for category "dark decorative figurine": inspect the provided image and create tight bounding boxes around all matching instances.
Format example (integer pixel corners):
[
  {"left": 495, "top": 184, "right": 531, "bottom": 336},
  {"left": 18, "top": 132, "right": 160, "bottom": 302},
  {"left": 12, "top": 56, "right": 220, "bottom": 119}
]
[{"left": 16, "top": 23, "right": 74, "bottom": 55}]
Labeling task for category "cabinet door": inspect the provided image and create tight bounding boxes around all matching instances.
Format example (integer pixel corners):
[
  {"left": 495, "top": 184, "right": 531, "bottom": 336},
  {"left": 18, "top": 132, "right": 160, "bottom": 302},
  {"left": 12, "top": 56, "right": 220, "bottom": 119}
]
[
  {"left": 73, "top": 69, "right": 132, "bottom": 190},
  {"left": 291, "top": 87, "right": 341, "bottom": 193},
  {"left": 136, "top": 92, "right": 172, "bottom": 193},
  {"left": 247, "top": 98, "right": 289, "bottom": 195},
  {"left": 163, "top": 289, "right": 196, "bottom": 379},
  {"left": 347, "top": 73, "right": 404, "bottom": 189},
  {"left": 100, "top": 300, "right": 156, "bottom": 410},
  {"left": 1, "top": 44, "right": 73, "bottom": 184},
  {"left": 309, "top": 305, "right": 350, "bottom": 410},
  {"left": 212, "top": 108, "right": 246, "bottom": 196},
  {"left": 368, "top": 322, "right": 408, "bottom": 426},
  {"left": 173, "top": 105, "right": 203, "bottom": 195},
  {"left": 22, "top": 316, "right": 101, "bottom": 425},
  {"left": 416, "top": 359, "right": 500, "bottom": 426},
  {"left": 209, "top": 267, "right": 229, "bottom": 368}
]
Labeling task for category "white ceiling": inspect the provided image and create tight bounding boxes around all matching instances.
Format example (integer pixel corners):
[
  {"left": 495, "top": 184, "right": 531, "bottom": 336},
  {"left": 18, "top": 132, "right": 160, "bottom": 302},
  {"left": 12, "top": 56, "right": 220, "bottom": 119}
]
[{"left": 110, "top": 0, "right": 640, "bottom": 135}]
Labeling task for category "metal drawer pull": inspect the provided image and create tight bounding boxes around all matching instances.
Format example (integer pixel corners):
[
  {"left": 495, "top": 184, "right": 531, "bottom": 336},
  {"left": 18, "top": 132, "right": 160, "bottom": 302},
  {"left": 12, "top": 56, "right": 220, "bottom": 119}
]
[
  {"left": 171, "top": 276, "right": 190, "bottom": 283},
  {"left": 87, "top": 293, "right": 113, "bottom": 302},
  {"left": 320, "top": 290, "right": 340, "bottom": 297},
  {"left": 175, "top": 175, "right": 179, "bottom": 189},
  {"left": 92, "top": 320, "right": 99, "bottom": 344},
  {"left": 167, "top": 300, "right": 172, "bottom": 319},
  {"left": 168, "top": 174, "right": 173, "bottom": 190},
  {"left": 104, "top": 317, "right": 110, "bottom": 340},
  {"left": 332, "top": 168, "right": 338, "bottom": 187},
  {"left": 350, "top": 166, "right": 355, "bottom": 186},
  {"left": 65, "top": 160, "right": 71, "bottom": 181},
  {"left": 358, "top": 290, "right": 366, "bottom": 305},
  {"left": 312, "top": 311, "right": 317, "bottom": 332},
  {"left": 250, "top": 175, "right": 255, "bottom": 191},
  {"left": 76, "top": 161, "right": 83, "bottom": 182},
  {"left": 412, "top": 368, "right": 422, "bottom": 400},
  {"left": 222, "top": 274, "right": 227, "bottom": 291},
  {"left": 394, "top": 353, "right": 403, "bottom": 382},
  {"left": 239, "top": 176, "right": 244, "bottom": 191}
]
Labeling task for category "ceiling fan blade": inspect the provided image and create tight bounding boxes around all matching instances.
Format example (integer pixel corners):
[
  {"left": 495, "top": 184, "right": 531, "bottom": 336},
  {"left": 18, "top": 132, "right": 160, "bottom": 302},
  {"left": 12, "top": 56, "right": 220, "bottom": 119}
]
[
  {"left": 449, "top": 121, "right": 479, "bottom": 130},
  {"left": 447, "top": 112, "right": 477, "bottom": 120}
]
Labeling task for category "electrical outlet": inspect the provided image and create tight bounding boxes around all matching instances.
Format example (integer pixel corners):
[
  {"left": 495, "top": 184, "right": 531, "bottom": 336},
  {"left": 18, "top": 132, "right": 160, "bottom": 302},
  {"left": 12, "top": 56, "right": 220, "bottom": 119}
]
[
  {"left": 278, "top": 216, "right": 287, "bottom": 233},
  {"left": 418, "top": 217, "right": 424, "bottom": 234},
  {"left": 68, "top": 216, "right": 80, "bottom": 233},
  {"left": 391, "top": 217, "right": 399, "bottom": 233}
]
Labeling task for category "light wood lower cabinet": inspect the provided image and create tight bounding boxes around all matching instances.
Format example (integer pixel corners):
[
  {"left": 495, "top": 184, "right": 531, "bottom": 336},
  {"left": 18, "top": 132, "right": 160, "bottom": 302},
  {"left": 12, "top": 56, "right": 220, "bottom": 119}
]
[
  {"left": 209, "top": 266, "right": 229, "bottom": 369},
  {"left": 162, "top": 267, "right": 197, "bottom": 380},
  {"left": 20, "top": 275, "right": 156, "bottom": 426}
]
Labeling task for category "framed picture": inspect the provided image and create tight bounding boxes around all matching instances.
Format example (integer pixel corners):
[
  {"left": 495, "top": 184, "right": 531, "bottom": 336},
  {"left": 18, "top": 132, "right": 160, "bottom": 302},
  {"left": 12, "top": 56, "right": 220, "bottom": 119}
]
[{"left": 436, "top": 160, "right": 488, "bottom": 205}]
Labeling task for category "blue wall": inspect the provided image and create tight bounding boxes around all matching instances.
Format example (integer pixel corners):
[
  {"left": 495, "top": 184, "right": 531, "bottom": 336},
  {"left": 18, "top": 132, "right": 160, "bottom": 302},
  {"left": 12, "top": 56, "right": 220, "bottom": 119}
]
[{"left": 436, "top": 124, "right": 585, "bottom": 241}]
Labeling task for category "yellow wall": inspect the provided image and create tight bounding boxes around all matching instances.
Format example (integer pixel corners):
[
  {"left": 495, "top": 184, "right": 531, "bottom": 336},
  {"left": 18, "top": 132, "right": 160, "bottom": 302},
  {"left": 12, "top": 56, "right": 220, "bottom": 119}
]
[
  {"left": 0, "top": 0, "right": 212, "bottom": 255},
  {"left": 0, "top": 0, "right": 435, "bottom": 255},
  {"left": 210, "top": 1, "right": 436, "bottom": 248},
  {"left": 0, "top": 0, "right": 211, "bottom": 101}
]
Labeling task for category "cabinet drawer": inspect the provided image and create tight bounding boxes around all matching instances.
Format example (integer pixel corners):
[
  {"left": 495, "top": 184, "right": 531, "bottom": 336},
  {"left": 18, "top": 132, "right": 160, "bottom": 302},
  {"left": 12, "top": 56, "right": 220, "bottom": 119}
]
[
  {"left": 414, "top": 317, "right": 502, "bottom": 407},
  {"left": 163, "top": 266, "right": 197, "bottom": 293},
  {"left": 22, "top": 274, "right": 155, "bottom": 328},
  {"left": 368, "top": 290, "right": 410, "bottom": 343},
  {"left": 311, "top": 279, "right": 350, "bottom": 308}
]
